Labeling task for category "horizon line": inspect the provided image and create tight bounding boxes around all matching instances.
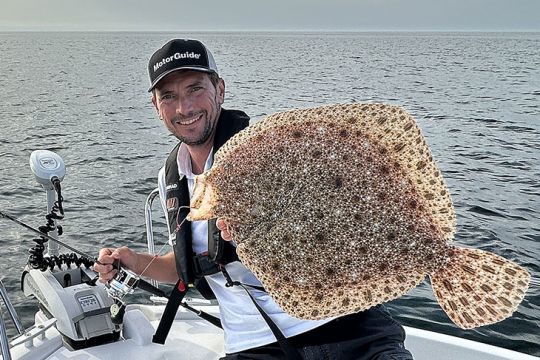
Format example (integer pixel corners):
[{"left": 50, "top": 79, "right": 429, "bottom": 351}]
[{"left": 1, "top": 28, "right": 539, "bottom": 33}]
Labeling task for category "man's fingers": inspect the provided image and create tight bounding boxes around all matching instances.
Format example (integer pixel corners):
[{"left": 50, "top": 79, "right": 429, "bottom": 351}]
[
  {"left": 216, "top": 218, "right": 233, "bottom": 241},
  {"left": 97, "top": 247, "right": 126, "bottom": 267},
  {"left": 95, "top": 247, "right": 124, "bottom": 281},
  {"left": 216, "top": 218, "right": 227, "bottom": 230},
  {"left": 94, "top": 263, "right": 113, "bottom": 273},
  {"left": 98, "top": 247, "right": 113, "bottom": 260},
  {"left": 221, "top": 229, "right": 233, "bottom": 241},
  {"left": 97, "top": 248, "right": 117, "bottom": 264},
  {"left": 112, "top": 247, "right": 128, "bottom": 257},
  {"left": 98, "top": 269, "right": 118, "bottom": 283}
]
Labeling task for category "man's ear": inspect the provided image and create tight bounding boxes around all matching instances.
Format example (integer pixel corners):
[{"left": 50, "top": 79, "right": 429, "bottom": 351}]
[
  {"left": 151, "top": 92, "right": 160, "bottom": 116},
  {"left": 217, "top": 79, "right": 225, "bottom": 105}
]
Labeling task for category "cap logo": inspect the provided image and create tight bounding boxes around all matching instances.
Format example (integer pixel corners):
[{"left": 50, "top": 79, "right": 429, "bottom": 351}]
[{"left": 153, "top": 52, "right": 202, "bottom": 72}]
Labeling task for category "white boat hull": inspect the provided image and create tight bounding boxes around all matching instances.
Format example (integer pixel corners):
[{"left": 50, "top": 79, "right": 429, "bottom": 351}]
[{"left": 4, "top": 302, "right": 537, "bottom": 360}]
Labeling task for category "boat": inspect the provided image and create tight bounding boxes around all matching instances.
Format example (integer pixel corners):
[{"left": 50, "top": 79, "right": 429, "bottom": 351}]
[{"left": 1, "top": 150, "right": 538, "bottom": 360}]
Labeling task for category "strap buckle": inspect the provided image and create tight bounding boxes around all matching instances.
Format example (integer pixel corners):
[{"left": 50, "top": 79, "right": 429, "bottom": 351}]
[
  {"left": 219, "top": 264, "right": 238, "bottom": 287},
  {"left": 192, "top": 252, "right": 220, "bottom": 278}
]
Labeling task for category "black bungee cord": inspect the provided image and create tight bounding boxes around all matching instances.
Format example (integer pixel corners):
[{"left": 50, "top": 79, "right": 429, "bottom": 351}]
[{"left": 26, "top": 177, "right": 94, "bottom": 271}]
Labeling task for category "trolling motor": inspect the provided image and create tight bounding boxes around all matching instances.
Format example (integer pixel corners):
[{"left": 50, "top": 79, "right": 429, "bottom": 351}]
[
  {"left": 1, "top": 150, "right": 223, "bottom": 350},
  {"left": 26, "top": 151, "right": 94, "bottom": 271},
  {"left": 16, "top": 150, "right": 121, "bottom": 349},
  {"left": 29, "top": 150, "right": 66, "bottom": 257}
]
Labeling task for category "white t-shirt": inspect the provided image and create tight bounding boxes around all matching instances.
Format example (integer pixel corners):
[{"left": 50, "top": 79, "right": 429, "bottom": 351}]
[{"left": 157, "top": 143, "right": 332, "bottom": 353}]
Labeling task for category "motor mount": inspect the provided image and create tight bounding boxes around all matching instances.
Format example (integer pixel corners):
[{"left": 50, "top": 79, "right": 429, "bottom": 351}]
[{"left": 21, "top": 267, "right": 120, "bottom": 349}]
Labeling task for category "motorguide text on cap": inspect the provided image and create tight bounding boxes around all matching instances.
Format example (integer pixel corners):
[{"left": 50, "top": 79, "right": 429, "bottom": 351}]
[{"left": 153, "top": 52, "right": 202, "bottom": 72}]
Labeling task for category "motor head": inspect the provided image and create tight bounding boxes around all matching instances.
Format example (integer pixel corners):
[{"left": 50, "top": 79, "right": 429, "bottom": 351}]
[{"left": 29, "top": 150, "right": 66, "bottom": 190}]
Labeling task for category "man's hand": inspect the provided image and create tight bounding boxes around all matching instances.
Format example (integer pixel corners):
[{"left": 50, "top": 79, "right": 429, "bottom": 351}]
[
  {"left": 94, "top": 247, "right": 138, "bottom": 283},
  {"left": 216, "top": 218, "right": 233, "bottom": 241}
]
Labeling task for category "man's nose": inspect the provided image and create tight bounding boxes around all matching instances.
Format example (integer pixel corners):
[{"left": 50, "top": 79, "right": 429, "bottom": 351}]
[{"left": 175, "top": 96, "right": 193, "bottom": 116}]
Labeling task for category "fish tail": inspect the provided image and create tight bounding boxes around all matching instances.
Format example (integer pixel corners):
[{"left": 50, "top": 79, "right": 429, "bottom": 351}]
[{"left": 429, "top": 247, "right": 530, "bottom": 329}]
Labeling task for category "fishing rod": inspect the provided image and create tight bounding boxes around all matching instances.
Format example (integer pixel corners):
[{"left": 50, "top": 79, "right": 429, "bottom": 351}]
[{"left": 0, "top": 210, "right": 100, "bottom": 264}]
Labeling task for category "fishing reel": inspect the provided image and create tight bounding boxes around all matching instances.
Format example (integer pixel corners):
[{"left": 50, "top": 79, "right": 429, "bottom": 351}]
[
  {"left": 103, "top": 267, "right": 140, "bottom": 324},
  {"left": 106, "top": 267, "right": 140, "bottom": 300},
  {"left": 104, "top": 264, "right": 168, "bottom": 324}
]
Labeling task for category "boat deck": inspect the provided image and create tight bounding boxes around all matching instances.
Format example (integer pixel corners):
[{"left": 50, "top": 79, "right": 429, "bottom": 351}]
[{"left": 5, "top": 303, "right": 537, "bottom": 360}]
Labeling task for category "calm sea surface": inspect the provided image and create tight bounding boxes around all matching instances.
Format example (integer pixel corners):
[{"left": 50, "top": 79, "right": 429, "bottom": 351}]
[{"left": 0, "top": 32, "right": 539, "bottom": 356}]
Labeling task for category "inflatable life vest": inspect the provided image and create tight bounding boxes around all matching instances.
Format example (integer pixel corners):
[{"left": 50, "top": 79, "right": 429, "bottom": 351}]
[{"left": 163, "top": 108, "right": 250, "bottom": 297}]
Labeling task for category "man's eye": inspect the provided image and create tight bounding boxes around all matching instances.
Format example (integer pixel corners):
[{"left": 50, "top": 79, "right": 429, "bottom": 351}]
[
  {"left": 161, "top": 94, "right": 174, "bottom": 100},
  {"left": 190, "top": 86, "right": 203, "bottom": 93}
]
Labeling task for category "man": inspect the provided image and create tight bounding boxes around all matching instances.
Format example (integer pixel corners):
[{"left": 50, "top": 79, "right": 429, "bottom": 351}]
[{"left": 95, "top": 38, "right": 413, "bottom": 359}]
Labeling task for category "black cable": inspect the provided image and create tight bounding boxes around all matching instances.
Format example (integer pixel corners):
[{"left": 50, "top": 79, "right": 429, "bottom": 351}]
[{"left": 24, "top": 180, "right": 93, "bottom": 271}]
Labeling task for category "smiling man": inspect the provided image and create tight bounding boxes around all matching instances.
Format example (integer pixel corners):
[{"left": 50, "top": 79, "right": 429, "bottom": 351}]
[{"left": 95, "top": 38, "right": 414, "bottom": 360}]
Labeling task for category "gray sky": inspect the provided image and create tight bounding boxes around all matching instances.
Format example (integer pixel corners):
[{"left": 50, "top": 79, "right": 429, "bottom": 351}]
[{"left": 0, "top": 0, "right": 538, "bottom": 31}]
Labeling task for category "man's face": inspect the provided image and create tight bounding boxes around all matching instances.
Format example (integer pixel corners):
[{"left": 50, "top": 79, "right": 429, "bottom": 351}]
[{"left": 152, "top": 70, "right": 225, "bottom": 146}]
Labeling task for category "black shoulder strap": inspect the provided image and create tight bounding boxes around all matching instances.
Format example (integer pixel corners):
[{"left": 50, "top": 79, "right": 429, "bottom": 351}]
[
  {"left": 165, "top": 144, "right": 194, "bottom": 285},
  {"left": 152, "top": 279, "right": 188, "bottom": 344},
  {"left": 220, "top": 267, "right": 302, "bottom": 360},
  {"left": 213, "top": 109, "right": 250, "bottom": 150}
]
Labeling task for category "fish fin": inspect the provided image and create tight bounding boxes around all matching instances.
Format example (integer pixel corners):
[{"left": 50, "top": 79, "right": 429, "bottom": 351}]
[
  {"left": 430, "top": 247, "right": 530, "bottom": 329},
  {"left": 187, "top": 174, "right": 217, "bottom": 221},
  {"left": 266, "top": 272, "right": 426, "bottom": 320},
  {"left": 343, "top": 103, "right": 457, "bottom": 240}
]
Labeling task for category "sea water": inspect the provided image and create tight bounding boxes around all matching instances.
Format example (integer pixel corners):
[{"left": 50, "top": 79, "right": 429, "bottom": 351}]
[{"left": 0, "top": 31, "right": 538, "bottom": 355}]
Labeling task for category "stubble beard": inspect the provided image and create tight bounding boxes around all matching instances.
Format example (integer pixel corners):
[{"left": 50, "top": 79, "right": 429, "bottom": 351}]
[
  {"left": 173, "top": 111, "right": 212, "bottom": 145},
  {"left": 169, "top": 91, "right": 222, "bottom": 146},
  {"left": 173, "top": 110, "right": 218, "bottom": 146}
]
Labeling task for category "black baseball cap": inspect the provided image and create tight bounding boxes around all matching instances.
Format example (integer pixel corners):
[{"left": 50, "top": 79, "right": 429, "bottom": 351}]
[{"left": 147, "top": 39, "right": 219, "bottom": 92}]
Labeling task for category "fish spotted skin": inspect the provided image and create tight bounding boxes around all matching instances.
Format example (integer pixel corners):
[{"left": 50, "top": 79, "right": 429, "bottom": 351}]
[{"left": 188, "top": 103, "right": 530, "bottom": 328}]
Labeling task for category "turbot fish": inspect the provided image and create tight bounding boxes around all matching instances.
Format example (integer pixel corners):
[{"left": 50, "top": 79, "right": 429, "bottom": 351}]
[{"left": 188, "top": 103, "right": 530, "bottom": 329}]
